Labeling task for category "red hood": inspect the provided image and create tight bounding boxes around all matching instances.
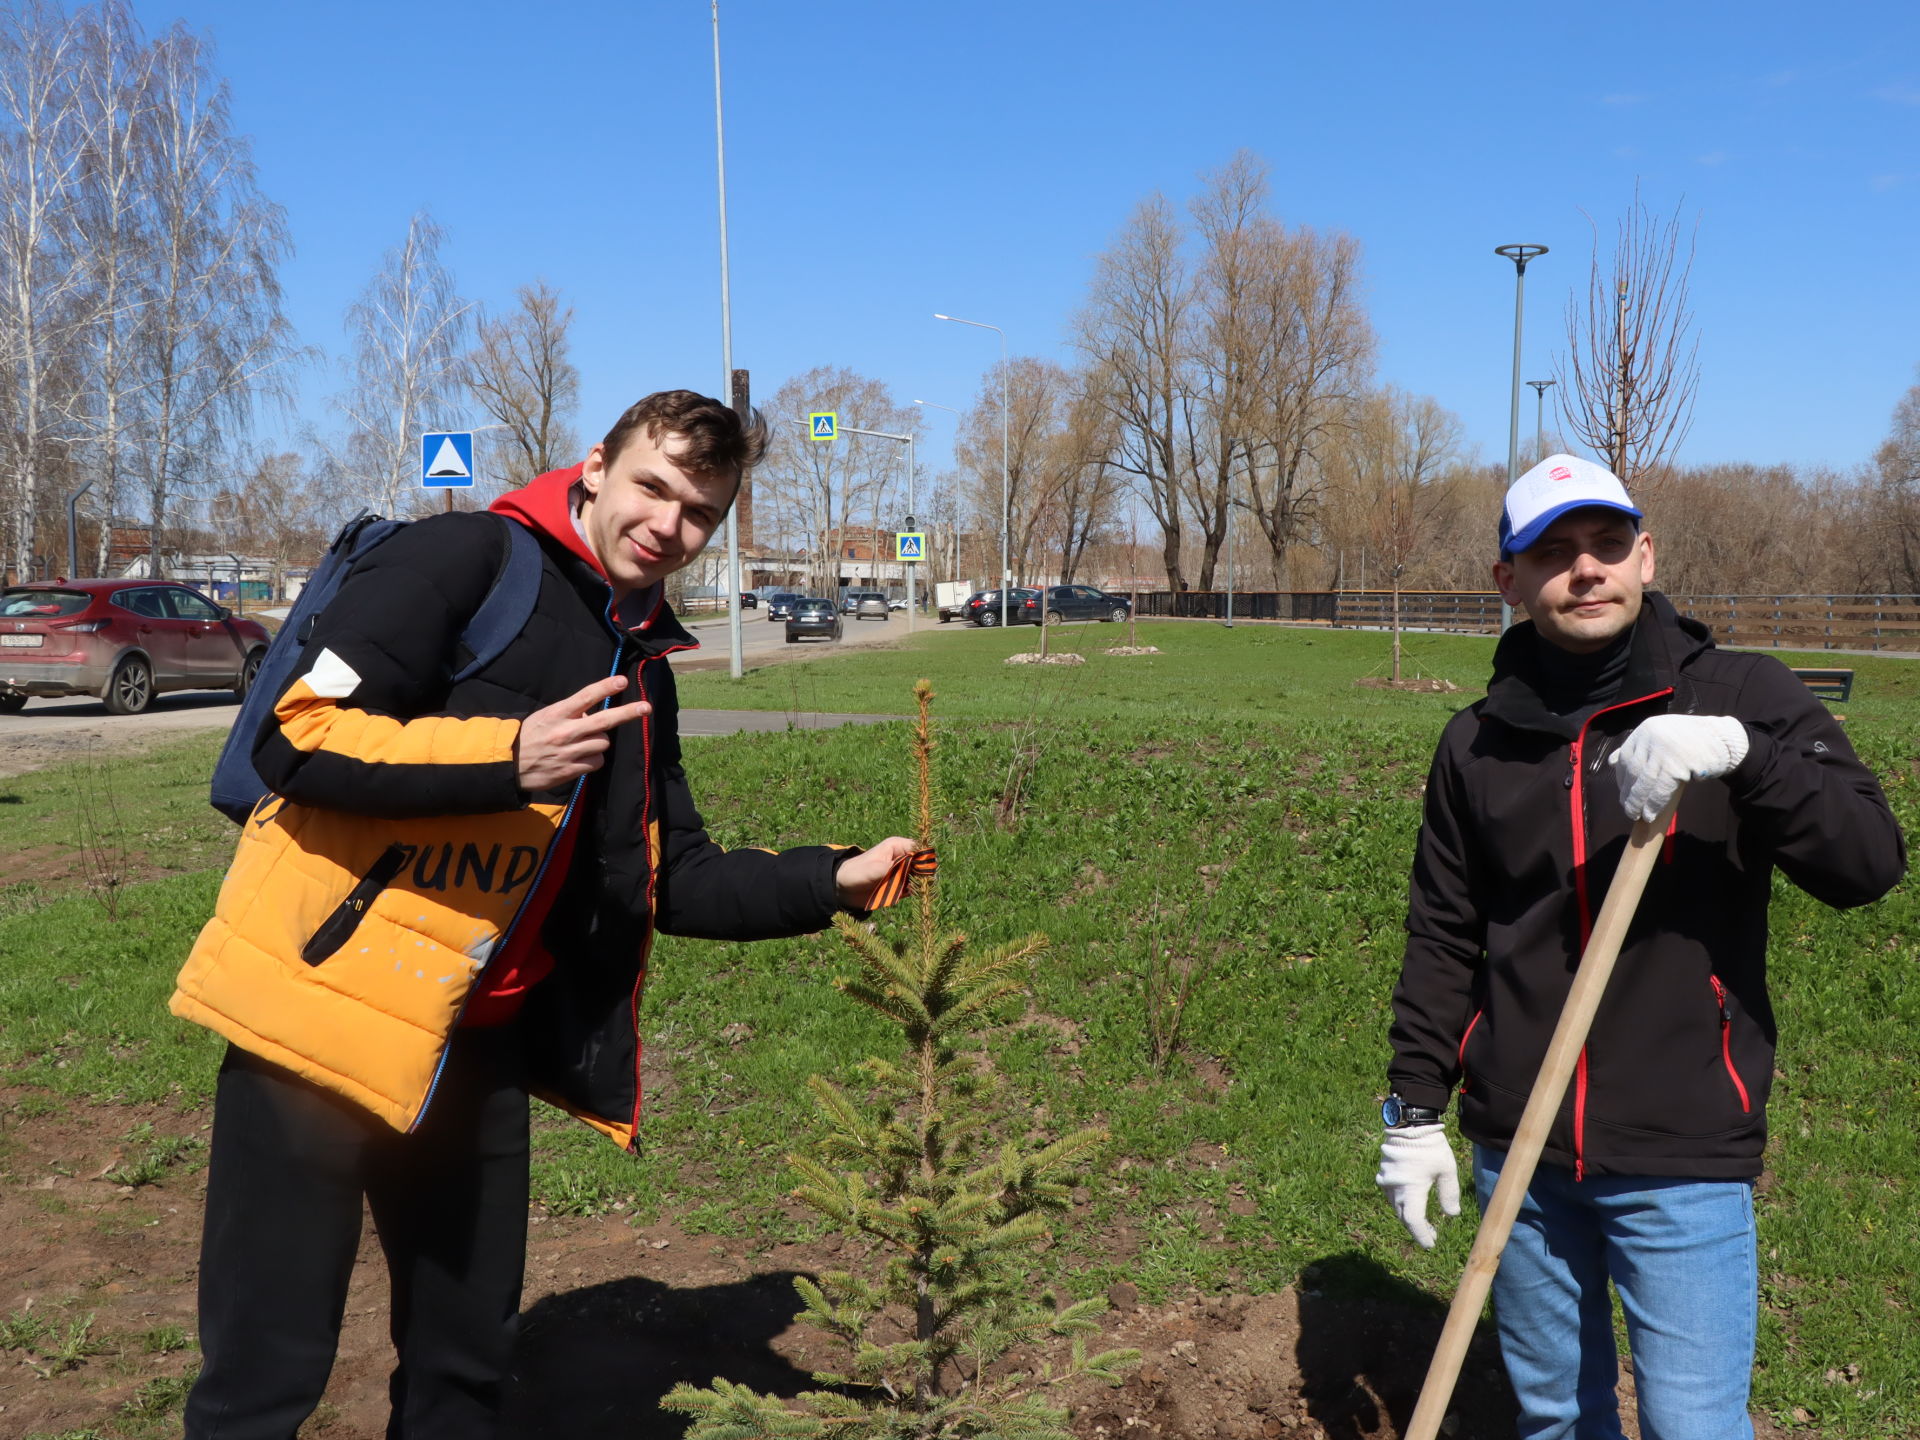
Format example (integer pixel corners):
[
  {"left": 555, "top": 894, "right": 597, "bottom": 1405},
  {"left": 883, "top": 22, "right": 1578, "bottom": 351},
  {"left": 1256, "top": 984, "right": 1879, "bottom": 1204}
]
[
  {"left": 488, "top": 463, "right": 685, "bottom": 640},
  {"left": 490, "top": 464, "right": 604, "bottom": 578}
]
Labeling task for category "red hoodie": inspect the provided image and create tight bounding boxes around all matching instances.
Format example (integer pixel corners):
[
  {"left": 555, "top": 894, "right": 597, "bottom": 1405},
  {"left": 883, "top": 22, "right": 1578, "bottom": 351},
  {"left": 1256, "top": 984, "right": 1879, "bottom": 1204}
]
[{"left": 459, "top": 466, "right": 674, "bottom": 1026}]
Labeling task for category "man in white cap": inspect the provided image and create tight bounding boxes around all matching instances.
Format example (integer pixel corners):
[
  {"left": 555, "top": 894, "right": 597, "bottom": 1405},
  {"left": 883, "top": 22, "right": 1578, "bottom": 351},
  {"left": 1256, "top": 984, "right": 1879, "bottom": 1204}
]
[{"left": 1375, "top": 455, "right": 1904, "bottom": 1438}]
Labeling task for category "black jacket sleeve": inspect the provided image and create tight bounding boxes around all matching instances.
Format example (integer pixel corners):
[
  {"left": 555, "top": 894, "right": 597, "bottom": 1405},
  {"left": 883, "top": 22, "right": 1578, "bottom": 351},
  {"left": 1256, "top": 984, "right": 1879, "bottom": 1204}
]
[
  {"left": 1726, "top": 657, "right": 1907, "bottom": 908},
  {"left": 252, "top": 511, "right": 527, "bottom": 819},
  {"left": 1387, "top": 714, "right": 1487, "bottom": 1111},
  {"left": 644, "top": 658, "right": 852, "bottom": 940}
]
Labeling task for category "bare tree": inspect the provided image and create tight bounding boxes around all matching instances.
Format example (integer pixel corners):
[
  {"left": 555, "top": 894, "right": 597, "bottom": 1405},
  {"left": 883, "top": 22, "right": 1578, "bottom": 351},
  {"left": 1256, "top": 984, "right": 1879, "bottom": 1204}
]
[
  {"left": 1559, "top": 191, "right": 1700, "bottom": 492},
  {"left": 1350, "top": 391, "right": 1464, "bottom": 680},
  {"left": 1241, "top": 224, "right": 1373, "bottom": 588},
  {"left": 952, "top": 356, "right": 1114, "bottom": 587},
  {"left": 129, "top": 22, "right": 296, "bottom": 577},
  {"left": 1183, "top": 152, "right": 1274, "bottom": 591},
  {"left": 1076, "top": 194, "right": 1194, "bottom": 593},
  {"left": 0, "top": 0, "right": 91, "bottom": 578},
  {"left": 1871, "top": 370, "right": 1920, "bottom": 595},
  {"left": 460, "top": 279, "right": 580, "bottom": 487},
  {"left": 755, "top": 367, "right": 914, "bottom": 594},
  {"left": 329, "top": 211, "right": 470, "bottom": 516},
  {"left": 204, "top": 448, "right": 326, "bottom": 572}
]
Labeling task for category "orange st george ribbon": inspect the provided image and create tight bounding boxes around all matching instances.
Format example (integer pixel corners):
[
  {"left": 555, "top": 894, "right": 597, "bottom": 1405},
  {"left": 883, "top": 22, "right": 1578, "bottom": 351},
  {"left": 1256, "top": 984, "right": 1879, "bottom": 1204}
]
[{"left": 865, "top": 846, "right": 938, "bottom": 910}]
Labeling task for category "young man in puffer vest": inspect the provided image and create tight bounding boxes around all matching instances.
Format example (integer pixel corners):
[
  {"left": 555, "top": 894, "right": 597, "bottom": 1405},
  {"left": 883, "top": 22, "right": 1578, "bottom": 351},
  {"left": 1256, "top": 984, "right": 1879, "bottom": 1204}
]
[
  {"left": 175, "top": 391, "right": 920, "bottom": 1439},
  {"left": 1375, "top": 455, "right": 1905, "bottom": 1440}
]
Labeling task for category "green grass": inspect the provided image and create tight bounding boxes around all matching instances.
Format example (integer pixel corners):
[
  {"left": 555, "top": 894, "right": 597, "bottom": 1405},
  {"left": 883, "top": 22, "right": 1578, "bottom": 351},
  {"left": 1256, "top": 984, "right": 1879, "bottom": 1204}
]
[{"left": 1, "top": 622, "right": 1916, "bottom": 1435}]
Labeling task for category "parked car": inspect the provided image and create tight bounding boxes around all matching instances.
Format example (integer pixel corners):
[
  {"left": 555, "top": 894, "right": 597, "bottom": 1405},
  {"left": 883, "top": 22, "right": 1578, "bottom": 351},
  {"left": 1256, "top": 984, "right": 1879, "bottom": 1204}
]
[
  {"left": 854, "top": 593, "right": 890, "bottom": 622},
  {"left": 765, "top": 592, "right": 801, "bottom": 620},
  {"left": 888, "top": 595, "right": 907, "bottom": 611},
  {"left": 839, "top": 587, "right": 887, "bottom": 615},
  {"left": 942, "top": 590, "right": 989, "bottom": 624},
  {"left": 785, "top": 596, "right": 843, "bottom": 643},
  {"left": 0, "top": 579, "right": 273, "bottom": 716},
  {"left": 739, "top": 591, "right": 758, "bottom": 609},
  {"left": 966, "top": 588, "right": 1041, "bottom": 627},
  {"left": 1034, "top": 584, "right": 1134, "bottom": 625}
]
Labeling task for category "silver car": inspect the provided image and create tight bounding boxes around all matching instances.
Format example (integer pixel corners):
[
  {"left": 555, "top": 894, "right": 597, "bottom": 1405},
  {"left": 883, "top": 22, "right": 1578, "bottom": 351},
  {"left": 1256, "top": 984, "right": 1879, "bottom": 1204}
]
[{"left": 854, "top": 594, "right": 889, "bottom": 621}]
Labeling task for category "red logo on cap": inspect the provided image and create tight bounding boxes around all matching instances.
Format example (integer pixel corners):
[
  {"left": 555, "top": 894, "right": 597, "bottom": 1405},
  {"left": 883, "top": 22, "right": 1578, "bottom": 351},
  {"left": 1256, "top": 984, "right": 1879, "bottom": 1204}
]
[{"left": 1549, "top": 466, "right": 1574, "bottom": 482}]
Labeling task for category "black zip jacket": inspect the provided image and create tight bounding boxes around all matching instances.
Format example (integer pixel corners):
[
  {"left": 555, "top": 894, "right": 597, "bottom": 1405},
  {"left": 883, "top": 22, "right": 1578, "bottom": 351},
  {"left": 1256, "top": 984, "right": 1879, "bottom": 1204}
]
[
  {"left": 1388, "top": 593, "right": 1906, "bottom": 1179},
  {"left": 253, "top": 508, "right": 851, "bottom": 1144}
]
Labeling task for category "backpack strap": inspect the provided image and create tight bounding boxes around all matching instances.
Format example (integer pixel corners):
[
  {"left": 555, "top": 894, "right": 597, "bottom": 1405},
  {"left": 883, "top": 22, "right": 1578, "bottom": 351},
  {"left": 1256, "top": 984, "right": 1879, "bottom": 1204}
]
[{"left": 452, "top": 515, "right": 542, "bottom": 684}]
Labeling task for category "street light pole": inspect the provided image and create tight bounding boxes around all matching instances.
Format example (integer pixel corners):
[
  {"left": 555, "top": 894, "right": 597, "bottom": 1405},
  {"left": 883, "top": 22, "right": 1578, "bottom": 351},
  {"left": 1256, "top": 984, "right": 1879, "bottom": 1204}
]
[
  {"left": 712, "top": 1, "right": 743, "bottom": 679},
  {"left": 1495, "top": 244, "right": 1547, "bottom": 633},
  {"left": 934, "top": 314, "right": 1009, "bottom": 627},
  {"left": 1527, "top": 379, "right": 1556, "bottom": 463}
]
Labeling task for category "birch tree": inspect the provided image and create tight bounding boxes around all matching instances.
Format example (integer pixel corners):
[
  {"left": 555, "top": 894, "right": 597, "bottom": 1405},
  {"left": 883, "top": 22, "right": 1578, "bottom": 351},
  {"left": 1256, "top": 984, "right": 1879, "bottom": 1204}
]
[
  {"left": 0, "top": 0, "right": 90, "bottom": 578},
  {"left": 69, "top": 0, "right": 156, "bottom": 575},
  {"left": 331, "top": 211, "right": 470, "bottom": 515}
]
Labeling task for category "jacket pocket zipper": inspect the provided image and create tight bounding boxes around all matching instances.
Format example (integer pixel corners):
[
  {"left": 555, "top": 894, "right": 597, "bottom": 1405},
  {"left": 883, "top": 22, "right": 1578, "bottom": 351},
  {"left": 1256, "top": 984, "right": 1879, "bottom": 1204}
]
[
  {"left": 301, "top": 844, "right": 411, "bottom": 966},
  {"left": 1709, "top": 975, "right": 1752, "bottom": 1114}
]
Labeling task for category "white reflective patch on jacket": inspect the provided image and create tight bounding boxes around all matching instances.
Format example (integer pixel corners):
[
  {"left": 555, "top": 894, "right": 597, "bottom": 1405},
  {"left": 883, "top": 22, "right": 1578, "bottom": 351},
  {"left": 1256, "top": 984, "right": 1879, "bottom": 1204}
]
[{"left": 305, "top": 647, "right": 361, "bottom": 699}]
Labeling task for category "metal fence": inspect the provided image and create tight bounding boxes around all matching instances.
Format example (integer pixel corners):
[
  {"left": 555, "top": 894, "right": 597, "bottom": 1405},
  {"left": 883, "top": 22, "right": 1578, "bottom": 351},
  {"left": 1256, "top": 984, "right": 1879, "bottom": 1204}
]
[
  {"left": 1131, "top": 589, "right": 1501, "bottom": 632},
  {"left": 1124, "top": 590, "right": 1920, "bottom": 653}
]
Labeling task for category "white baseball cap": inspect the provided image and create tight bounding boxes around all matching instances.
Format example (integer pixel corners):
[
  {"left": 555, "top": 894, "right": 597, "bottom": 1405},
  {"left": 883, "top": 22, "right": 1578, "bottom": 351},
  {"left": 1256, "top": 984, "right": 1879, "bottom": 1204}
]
[{"left": 1499, "top": 453, "right": 1642, "bottom": 557}]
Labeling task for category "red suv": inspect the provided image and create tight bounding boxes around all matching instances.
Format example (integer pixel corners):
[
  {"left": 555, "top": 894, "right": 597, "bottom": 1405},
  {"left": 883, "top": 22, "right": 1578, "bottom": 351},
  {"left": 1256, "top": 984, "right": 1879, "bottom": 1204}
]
[{"left": 0, "top": 580, "right": 272, "bottom": 715}]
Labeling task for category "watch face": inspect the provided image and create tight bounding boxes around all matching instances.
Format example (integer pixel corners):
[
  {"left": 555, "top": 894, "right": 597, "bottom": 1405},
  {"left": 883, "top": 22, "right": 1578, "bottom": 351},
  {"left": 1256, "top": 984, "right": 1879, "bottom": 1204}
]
[{"left": 1381, "top": 1097, "right": 1403, "bottom": 1127}]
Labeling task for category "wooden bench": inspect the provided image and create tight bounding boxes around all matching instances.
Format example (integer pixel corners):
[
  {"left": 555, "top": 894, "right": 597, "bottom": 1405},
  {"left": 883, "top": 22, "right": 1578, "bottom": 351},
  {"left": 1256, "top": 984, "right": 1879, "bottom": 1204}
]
[{"left": 1789, "top": 668, "right": 1854, "bottom": 704}]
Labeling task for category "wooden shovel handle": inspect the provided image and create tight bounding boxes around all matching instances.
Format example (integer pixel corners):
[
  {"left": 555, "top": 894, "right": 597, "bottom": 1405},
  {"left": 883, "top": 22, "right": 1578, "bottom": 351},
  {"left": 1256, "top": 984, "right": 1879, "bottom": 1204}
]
[{"left": 1403, "top": 786, "right": 1683, "bottom": 1440}]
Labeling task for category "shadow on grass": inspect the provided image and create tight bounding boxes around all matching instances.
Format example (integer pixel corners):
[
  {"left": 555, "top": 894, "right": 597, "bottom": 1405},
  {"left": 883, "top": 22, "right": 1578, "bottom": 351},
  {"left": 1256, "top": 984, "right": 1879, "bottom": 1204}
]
[
  {"left": 1296, "top": 1251, "right": 1515, "bottom": 1440},
  {"left": 502, "top": 1270, "right": 814, "bottom": 1438}
]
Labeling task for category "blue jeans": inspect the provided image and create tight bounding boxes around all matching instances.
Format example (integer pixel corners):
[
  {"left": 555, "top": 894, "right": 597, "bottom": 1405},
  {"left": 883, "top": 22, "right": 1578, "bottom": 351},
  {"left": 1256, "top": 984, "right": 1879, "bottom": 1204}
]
[{"left": 1473, "top": 1146, "right": 1757, "bottom": 1440}]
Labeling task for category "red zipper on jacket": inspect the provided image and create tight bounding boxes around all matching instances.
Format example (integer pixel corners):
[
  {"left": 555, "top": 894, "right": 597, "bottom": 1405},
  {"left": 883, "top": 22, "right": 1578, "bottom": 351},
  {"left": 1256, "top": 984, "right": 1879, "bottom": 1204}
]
[
  {"left": 1456, "top": 1008, "right": 1484, "bottom": 1093},
  {"left": 1709, "top": 975, "right": 1752, "bottom": 1113},
  {"left": 1565, "top": 686, "right": 1675, "bottom": 1178}
]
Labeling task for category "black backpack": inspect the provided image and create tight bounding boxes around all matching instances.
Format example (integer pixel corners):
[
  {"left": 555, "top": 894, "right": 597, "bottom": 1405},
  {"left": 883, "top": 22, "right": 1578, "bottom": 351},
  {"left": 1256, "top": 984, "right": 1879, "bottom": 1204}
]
[{"left": 210, "top": 510, "right": 542, "bottom": 823}]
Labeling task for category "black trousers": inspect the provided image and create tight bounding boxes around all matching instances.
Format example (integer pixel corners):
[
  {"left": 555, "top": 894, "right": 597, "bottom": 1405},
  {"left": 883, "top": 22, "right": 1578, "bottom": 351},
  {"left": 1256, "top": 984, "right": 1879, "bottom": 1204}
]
[{"left": 184, "top": 1027, "right": 530, "bottom": 1440}]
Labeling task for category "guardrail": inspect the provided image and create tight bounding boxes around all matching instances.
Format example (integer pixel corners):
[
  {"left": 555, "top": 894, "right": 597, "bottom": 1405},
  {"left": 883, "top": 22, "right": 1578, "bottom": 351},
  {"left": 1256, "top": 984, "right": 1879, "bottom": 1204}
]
[{"left": 1123, "top": 591, "right": 1920, "bottom": 653}]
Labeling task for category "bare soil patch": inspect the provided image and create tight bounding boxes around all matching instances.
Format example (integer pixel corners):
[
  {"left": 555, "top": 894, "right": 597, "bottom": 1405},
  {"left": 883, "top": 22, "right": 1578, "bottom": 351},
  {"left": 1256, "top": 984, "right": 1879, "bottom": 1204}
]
[
  {"left": 0, "top": 1094, "right": 1795, "bottom": 1439},
  {"left": 1353, "top": 678, "right": 1461, "bottom": 694}
]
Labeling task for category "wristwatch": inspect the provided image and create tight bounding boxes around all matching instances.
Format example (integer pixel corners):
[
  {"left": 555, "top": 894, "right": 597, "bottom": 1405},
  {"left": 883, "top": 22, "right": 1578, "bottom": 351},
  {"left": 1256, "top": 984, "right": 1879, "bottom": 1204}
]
[{"left": 1381, "top": 1095, "right": 1443, "bottom": 1129}]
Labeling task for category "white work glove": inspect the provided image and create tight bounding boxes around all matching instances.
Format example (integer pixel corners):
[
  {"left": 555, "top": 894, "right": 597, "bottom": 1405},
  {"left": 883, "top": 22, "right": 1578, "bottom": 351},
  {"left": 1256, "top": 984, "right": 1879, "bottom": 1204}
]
[
  {"left": 1607, "top": 714, "right": 1750, "bottom": 823},
  {"left": 1375, "top": 1124, "right": 1460, "bottom": 1250}
]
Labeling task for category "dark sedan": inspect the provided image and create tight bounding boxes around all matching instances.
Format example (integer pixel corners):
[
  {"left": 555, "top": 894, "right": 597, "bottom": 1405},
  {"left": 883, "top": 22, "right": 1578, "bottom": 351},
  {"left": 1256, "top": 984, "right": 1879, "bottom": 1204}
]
[
  {"left": 966, "top": 588, "right": 1040, "bottom": 627},
  {"left": 785, "top": 597, "right": 843, "bottom": 643},
  {"left": 765, "top": 592, "right": 802, "bottom": 621},
  {"left": 1035, "top": 584, "right": 1133, "bottom": 624},
  {"left": 1, "top": 579, "right": 272, "bottom": 715}
]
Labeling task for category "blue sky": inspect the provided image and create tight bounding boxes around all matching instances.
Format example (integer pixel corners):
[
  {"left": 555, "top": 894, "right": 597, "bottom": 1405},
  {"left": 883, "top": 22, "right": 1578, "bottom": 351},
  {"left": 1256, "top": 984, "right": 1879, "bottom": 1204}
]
[{"left": 155, "top": 0, "right": 1920, "bottom": 479}]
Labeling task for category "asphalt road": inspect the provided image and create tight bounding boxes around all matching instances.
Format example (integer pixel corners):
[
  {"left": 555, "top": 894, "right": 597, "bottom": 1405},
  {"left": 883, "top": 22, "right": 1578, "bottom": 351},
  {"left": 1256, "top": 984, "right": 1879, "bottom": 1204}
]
[
  {"left": 671, "top": 605, "right": 963, "bottom": 668},
  {"left": 0, "top": 608, "right": 993, "bottom": 776}
]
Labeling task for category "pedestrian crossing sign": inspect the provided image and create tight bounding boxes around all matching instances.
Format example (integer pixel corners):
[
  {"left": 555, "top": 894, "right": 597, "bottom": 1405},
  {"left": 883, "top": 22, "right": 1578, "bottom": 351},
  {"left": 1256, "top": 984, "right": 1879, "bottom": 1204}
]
[
  {"left": 809, "top": 412, "right": 837, "bottom": 441},
  {"left": 895, "top": 532, "right": 925, "bottom": 561},
  {"left": 420, "top": 432, "right": 474, "bottom": 488}
]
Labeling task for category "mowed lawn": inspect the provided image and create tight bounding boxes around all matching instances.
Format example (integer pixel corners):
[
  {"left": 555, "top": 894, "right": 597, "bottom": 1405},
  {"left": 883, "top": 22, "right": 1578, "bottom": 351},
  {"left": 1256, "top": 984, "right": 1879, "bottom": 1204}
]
[{"left": 1, "top": 619, "right": 1915, "bottom": 1436}]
